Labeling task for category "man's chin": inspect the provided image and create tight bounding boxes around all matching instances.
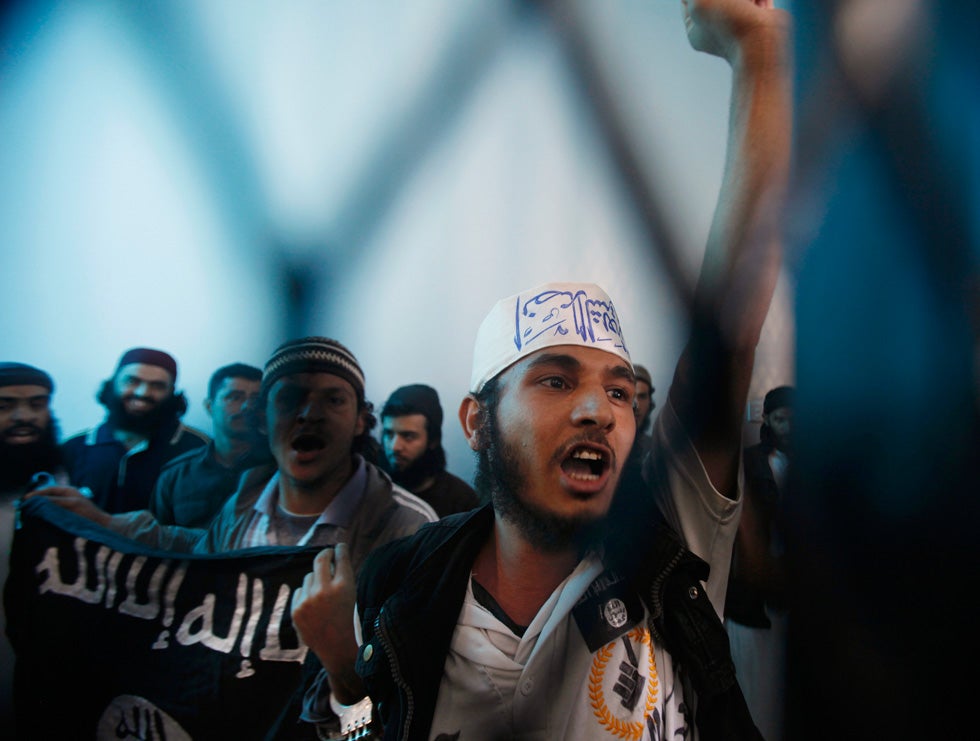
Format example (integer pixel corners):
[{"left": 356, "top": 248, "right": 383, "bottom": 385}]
[{"left": 498, "top": 496, "right": 607, "bottom": 554}]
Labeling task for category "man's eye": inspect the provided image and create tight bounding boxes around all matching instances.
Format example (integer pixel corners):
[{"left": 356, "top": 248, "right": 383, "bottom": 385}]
[
  {"left": 543, "top": 376, "right": 568, "bottom": 389},
  {"left": 609, "top": 388, "right": 628, "bottom": 401},
  {"left": 276, "top": 388, "right": 304, "bottom": 409}
]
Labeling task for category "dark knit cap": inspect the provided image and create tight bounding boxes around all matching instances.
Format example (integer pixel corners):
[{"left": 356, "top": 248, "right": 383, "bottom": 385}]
[
  {"left": 0, "top": 362, "right": 54, "bottom": 392},
  {"left": 261, "top": 337, "right": 365, "bottom": 401},
  {"left": 116, "top": 348, "right": 178, "bottom": 382},
  {"left": 382, "top": 384, "right": 443, "bottom": 431},
  {"left": 633, "top": 364, "right": 652, "bottom": 387},
  {"left": 763, "top": 385, "right": 794, "bottom": 414}
]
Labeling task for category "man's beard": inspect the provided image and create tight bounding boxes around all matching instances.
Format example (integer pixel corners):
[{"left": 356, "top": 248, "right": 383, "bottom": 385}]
[
  {"left": 389, "top": 445, "right": 444, "bottom": 491},
  {"left": 102, "top": 385, "right": 181, "bottom": 436},
  {"left": 0, "top": 419, "right": 63, "bottom": 493},
  {"left": 474, "top": 407, "right": 608, "bottom": 556}
]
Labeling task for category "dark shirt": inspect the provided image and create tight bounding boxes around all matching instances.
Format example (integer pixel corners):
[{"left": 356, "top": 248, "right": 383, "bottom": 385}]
[
  {"left": 61, "top": 419, "right": 209, "bottom": 514},
  {"left": 415, "top": 470, "right": 479, "bottom": 518},
  {"left": 149, "top": 441, "right": 271, "bottom": 528},
  {"left": 725, "top": 442, "right": 784, "bottom": 628}
]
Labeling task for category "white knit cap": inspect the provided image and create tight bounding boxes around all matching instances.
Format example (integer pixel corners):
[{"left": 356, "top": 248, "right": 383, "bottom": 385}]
[{"left": 469, "top": 282, "right": 633, "bottom": 393}]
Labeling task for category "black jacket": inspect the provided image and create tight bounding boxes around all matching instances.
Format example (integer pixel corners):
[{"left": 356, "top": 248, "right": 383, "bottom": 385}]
[{"left": 354, "top": 504, "right": 761, "bottom": 740}]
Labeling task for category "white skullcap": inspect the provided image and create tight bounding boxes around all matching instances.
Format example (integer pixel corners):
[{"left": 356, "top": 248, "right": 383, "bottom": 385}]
[{"left": 469, "top": 282, "right": 633, "bottom": 393}]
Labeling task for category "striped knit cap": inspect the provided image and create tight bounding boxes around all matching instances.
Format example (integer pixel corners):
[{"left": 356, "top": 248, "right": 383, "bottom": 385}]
[{"left": 261, "top": 337, "right": 365, "bottom": 402}]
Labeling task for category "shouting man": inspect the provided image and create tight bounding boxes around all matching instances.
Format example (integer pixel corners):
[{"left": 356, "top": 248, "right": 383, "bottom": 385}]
[{"left": 291, "top": 1, "right": 792, "bottom": 738}]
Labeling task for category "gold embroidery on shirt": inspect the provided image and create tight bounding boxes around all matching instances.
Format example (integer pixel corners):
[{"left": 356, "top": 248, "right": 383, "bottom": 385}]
[{"left": 588, "top": 626, "right": 659, "bottom": 739}]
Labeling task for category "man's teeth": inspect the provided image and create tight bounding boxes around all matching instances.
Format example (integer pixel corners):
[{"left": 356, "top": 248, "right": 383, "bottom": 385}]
[{"left": 566, "top": 449, "right": 606, "bottom": 480}]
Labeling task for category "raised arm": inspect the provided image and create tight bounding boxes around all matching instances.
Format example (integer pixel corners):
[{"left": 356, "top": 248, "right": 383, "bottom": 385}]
[{"left": 669, "top": 0, "right": 793, "bottom": 497}]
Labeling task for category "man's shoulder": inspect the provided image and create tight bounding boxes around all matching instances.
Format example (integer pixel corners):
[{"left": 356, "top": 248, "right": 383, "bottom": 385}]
[
  {"left": 428, "top": 470, "right": 480, "bottom": 514},
  {"left": 391, "top": 482, "right": 440, "bottom": 524},
  {"left": 61, "top": 425, "right": 105, "bottom": 450},
  {"left": 229, "top": 463, "right": 277, "bottom": 506},
  {"left": 742, "top": 443, "right": 770, "bottom": 468},
  {"left": 171, "top": 424, "right": 210, "bottom": 450},
  {"left": 201, "top": 463, "right": 277, "bottom": 543},
  {"left": 362, "top": 461, "right": 439, "bottom": 525},
  {"left": 436, "top": 470, "right": 476, "bottom": 493},
  {"left": 158, "top": 445, "right": 211, "bottom": 475},
  {"left": 360, "top": 505, "right": 491, "bottom": 593}
]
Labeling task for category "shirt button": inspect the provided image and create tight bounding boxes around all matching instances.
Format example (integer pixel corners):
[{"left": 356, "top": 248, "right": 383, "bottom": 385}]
[
  {"left": 520, "top": 678, "right": 534, "bottom": 696},
  {"left": 688, "top": 586, "right": 699, "bottom": 600},
  {"left": 362, "top": 644, "right": 374, "bottom": 661}
]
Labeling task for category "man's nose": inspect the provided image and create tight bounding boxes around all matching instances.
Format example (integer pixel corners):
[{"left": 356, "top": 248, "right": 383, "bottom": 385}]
[
  {"left": 570, "top": 386, "right": 614, "bottom": 429},
  {"left": 296, "top": 396, "right": 325, "bottom": 421}
]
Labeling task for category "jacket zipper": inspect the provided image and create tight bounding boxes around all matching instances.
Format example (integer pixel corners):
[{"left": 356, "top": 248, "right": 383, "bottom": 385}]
[
  {"left": 647, "top": 547, "right": 684, "bottom": 646},
  {"left": 376, "top": 609, "right": 415, "bottom": 739}
]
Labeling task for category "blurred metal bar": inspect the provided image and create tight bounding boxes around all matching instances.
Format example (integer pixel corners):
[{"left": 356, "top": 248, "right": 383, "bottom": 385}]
[{"left": 534, "top": 0, "right": 697, "bottom": 316}]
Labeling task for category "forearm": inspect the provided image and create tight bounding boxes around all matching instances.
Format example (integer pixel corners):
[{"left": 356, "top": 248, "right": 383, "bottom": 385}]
[
  {"left": 324, "top": 662, "right": 366, "bottom": 706},
  {"left": 107, "top": 510, "right": 206, "bottom": 552},
  {"left": 671, "top": 11, "right": 792, "bottom": 494},
  {"left": 306, "top": 626, "right": 364, "bottom": 705},
  {"left": 701, "top": 25, "right": 792, "bottom": 352}
]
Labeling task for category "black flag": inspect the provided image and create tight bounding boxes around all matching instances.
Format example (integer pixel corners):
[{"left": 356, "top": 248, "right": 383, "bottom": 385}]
[{"left": 5, "top": 496, "right": 322, "bottom": 739}]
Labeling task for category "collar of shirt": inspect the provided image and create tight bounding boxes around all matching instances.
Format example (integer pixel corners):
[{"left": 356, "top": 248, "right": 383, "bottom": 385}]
[{"left": 252, "top": 454, "right": 367, "bottom": 530}]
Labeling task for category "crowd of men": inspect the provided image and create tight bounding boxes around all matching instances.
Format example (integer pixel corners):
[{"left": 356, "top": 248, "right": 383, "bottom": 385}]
[
  {"left": 2, "top": 0, "right": 793, "bottom": 738},
  {"left": 0, "top": 342, "right": 481, "bottom": 736}
]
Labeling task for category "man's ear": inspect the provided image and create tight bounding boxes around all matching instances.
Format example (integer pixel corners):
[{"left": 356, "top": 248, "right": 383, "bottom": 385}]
[
  {"left": 355, "top": 408, "right": 368, "bottom": 437},
  {"left": 203, "top": 398, "right": 213, "bottom": 417},
  {"left": 459, "top": 395, "right": 485, "bottom": 451}
]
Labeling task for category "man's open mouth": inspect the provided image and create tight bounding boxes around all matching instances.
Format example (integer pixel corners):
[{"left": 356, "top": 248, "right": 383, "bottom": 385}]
[
  {"left": 124, "top": 397, "right": 155, "bottom": 414},
  {"left": 560, "top": 446, "right": 609, "bottom": 481},
  {"left": 291, "top": 433, "right": 325, "bottom": 453},
  {"left": 4, "top": 427, "right": 40, "bottom": 442}
]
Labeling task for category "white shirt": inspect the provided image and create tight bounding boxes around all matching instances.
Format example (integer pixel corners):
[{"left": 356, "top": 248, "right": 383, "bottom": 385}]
[{"left": 429, "top": 559, "right": 690, "bottom": 740}]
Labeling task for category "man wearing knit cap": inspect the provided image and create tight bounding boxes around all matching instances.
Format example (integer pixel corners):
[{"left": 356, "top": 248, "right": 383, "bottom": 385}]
[
  {"left": 60, "top": 347, "right": 209, "bottom": 513},
  {"left": 0, "top": 362, "right": 67, "bottom": 725},
  {"left": 618, "top": 362, "right": 656, "bottom": 510},
  {"left": 0, "top": 363, "right": 67, "bottom": 497},
  {"left": 725, "top": 385, "right": 794, "bottom": 740},
  {"left": 294, "top": 1, "right": 790, "bottom": 737},
  {"left": 380, "top": 383, "right": 479, "bottom": 517},
  {"left": 632, "top": 364, "right": 656, "bottom": 437}
]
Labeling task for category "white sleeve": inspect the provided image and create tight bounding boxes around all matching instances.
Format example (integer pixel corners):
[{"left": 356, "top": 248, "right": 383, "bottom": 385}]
[{"left": 646, "top": 398, "right": 742, "bottom": 618}]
